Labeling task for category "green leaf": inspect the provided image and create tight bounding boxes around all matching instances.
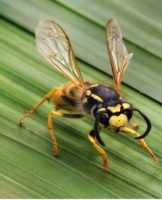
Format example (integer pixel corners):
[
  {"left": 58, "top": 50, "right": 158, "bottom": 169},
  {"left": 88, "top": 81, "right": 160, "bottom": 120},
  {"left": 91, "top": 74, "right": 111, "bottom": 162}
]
[{"left": 0, "top": 0, "right": 162, "bottom": 198}]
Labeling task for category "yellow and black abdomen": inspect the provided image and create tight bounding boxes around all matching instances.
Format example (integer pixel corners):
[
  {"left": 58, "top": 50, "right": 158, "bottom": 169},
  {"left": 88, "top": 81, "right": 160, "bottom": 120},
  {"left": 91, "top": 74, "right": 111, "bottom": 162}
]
[{"left": 50, "top": 82, "right": 88, "bottom": 111}]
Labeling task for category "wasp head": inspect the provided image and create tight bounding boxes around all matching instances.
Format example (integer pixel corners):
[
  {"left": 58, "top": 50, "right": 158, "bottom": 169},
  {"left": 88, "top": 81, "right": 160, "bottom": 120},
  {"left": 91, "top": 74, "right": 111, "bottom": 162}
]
[
  {"left": 92, "top": 100, "right": 133, "bottom": 128},
  {"left": 91, "top": 100, "right": 151, "bottom": 146}
]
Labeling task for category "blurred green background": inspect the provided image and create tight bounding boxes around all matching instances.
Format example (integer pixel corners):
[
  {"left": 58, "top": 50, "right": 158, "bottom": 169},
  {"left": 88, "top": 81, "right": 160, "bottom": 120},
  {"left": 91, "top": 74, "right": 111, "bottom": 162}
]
[{"left": 0, "top": 0, "right": 162, "bottom": 198}]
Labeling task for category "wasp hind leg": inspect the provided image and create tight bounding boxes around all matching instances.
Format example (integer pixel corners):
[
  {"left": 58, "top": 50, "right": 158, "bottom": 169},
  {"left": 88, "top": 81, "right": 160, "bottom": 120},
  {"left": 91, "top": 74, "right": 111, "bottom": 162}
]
[
  {"left": 18, "top": 88, "right": 56, "bottom": 125},
  {"left": 120, "top": 127, "right": 159, "bottom": 162},
  {"left": 88, "top": 130, "right": 108, "bottom": 172},
  {"left": 48, "top": 108, "right": 84, "bottom": 157}
]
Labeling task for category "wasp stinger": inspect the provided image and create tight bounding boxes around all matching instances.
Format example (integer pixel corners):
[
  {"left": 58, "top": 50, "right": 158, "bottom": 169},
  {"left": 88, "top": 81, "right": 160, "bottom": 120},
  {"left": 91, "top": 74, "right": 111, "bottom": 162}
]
[{"left": 19, "top": 19, "right": 159, "bottom": 171}]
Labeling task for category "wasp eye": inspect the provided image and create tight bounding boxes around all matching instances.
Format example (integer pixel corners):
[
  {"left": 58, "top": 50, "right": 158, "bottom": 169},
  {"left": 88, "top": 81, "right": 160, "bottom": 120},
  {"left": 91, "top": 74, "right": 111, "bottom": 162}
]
[
  {"left": 123, "top": 109, "right": 133, "bottom": 120},
  {"left": 99, "top": 113, "right": 109, "bottom": 126}
]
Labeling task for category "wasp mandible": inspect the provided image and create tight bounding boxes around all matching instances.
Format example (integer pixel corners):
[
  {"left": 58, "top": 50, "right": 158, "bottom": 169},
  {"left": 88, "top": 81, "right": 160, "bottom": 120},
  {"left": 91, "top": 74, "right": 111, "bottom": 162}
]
[{"left": 19, "top": 19, "right": 159, "bottom": 171}]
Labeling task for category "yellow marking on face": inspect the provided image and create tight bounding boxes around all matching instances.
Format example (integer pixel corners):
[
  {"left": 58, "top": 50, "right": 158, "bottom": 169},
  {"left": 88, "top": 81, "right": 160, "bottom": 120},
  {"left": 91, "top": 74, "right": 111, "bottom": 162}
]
[
  {"left": 91, "top": 94, "right": 104, "bottom": 102},
  {"left": 109, "top": 114, "right": 128, "bottom": 128},
  {"left": 97, "top": 108, "right": 106, "bottom": 113},
  {"left": 122, "top": 103, "right": 130, "bottom": 109},
  {"left": 86, "top": 90, "right": 91, "bottom": 96},
  {"left": 108, "top": 104, "right": 121, "bottom": 113}
]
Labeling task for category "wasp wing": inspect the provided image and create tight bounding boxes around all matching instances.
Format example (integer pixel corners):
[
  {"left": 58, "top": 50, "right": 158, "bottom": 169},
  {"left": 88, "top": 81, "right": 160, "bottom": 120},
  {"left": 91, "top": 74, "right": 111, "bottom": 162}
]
[
  {"left": 106, "top": 18, "right": 133, "bottom": 92},
  {"left": 35, "top": 19, "right": 84, "bottom": 87}
]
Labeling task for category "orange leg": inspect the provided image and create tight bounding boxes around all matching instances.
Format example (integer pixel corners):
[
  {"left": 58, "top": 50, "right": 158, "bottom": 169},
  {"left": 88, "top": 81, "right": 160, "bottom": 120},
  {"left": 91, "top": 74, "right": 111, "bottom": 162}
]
[
  {"left": 129, "top": 122, "right": 139, "bottom": 129},
  {"left": 48, "top": 108, "right": 84, "bottom": 156},
  {"left": 48, "top": 110, "right": 59, "bottom": 156},
  {"left": 18, "top": 88, "right": 56, "bottom": 125},
  {"left": 88, "top": 133, "right": 108, "bottom": 172},
  {"left": 120, "top": 127, "right": 159, "bottom": 162}
]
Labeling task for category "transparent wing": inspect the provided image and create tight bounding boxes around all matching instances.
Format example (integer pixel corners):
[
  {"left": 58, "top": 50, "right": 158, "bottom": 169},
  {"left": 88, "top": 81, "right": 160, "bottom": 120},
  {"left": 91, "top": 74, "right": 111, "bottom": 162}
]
[
  {"left": 106, "top": 18, "right": 133, "bottom": 92},
  {"left": 35, "top": 19, "right": 84, "bottom": 87}
]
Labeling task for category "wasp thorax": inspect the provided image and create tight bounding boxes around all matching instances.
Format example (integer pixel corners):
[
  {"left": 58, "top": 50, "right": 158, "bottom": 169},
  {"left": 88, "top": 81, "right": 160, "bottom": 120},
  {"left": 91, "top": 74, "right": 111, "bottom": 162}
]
[{"left": 82, "top": 85, "right": 119, "bottom": 113}]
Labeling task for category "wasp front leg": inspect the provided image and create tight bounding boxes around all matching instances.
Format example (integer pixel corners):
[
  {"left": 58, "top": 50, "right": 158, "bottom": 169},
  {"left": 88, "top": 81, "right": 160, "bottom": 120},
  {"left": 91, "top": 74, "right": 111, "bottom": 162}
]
[
  {"left": 128, "top": 122, "right": 139, "bottom": 129},
  {"left": 88, "top": 130, "right": 108, "bottom": 172},
  {"left": 48, "top": 108, "right": 84, "bottom": 156},
  {"left": 120, "top": 127, "right": 159, "bottom": 162}
]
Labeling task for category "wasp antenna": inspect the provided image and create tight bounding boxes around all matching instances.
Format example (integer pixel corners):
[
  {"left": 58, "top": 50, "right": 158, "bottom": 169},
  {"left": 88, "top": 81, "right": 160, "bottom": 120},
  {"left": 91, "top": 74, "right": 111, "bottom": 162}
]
[
  {"left": 131, "top": 108, "right": 151, "bottom": 139},
  {"left": 94, "top": 114, "right": 105, "bottom": 146}
]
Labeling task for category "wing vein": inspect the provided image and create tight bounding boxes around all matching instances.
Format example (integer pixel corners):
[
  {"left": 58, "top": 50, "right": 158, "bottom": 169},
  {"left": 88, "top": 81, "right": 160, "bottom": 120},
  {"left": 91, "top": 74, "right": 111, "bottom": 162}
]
[
  {"left": 35, "top": 19, "right": 84, "bottom": 88},
  {"left": 106, "top": 18, "right": 133, "bottom": 92}
]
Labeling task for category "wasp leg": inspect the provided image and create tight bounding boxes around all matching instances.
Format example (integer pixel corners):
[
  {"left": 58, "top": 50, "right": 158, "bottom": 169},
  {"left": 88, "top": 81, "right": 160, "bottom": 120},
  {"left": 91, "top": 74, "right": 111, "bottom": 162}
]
[
  {"left": 48, "top": 108, "right": 84, "bottom": 156},
  {"left": 88, "top": 131, "right": 108, "bottom": 172},
  {"left": 129, "top": 122, "right": 139, "bottom": 129},
  {"left": 120, "top": 127, "right": 160, "bottom": 162},
  {"left": 18, "top": 88, "right": 56, "bottom": 125},
  {"left": 48, "top": 109, "right": 59, "bottom": 157}
]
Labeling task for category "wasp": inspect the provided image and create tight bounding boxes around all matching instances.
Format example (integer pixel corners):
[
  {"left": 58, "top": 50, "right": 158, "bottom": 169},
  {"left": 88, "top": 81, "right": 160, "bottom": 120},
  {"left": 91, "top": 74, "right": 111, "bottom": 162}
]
[{"left": 19, "top": 18, "right": 159, "bottom": 171}]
